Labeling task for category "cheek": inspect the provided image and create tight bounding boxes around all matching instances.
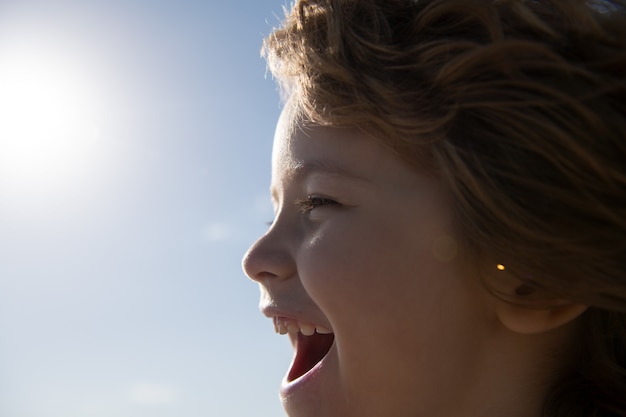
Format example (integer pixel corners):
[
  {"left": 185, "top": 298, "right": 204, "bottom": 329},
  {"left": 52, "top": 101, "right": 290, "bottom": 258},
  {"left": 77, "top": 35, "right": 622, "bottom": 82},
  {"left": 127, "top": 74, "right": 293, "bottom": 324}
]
[
  {"left": 297, "top": 225, "right": 364, "bottom": 301},
  {"left": 297, "top": 218, "right": 451, "bottom": 325}
]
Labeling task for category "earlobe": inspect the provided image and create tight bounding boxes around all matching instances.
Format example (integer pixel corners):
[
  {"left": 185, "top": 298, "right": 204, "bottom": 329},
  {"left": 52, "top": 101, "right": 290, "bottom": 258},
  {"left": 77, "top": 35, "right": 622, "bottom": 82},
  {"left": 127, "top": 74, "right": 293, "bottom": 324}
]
[{"left": 495, "top": 297, "right": 588, "bottom": 334}]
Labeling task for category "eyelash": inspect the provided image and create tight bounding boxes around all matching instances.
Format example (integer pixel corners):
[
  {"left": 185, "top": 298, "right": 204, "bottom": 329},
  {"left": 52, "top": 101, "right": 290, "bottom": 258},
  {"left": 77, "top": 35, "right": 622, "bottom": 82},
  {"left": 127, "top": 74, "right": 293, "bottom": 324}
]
[{"left": 295, "top": 195, "right": 339, "bottom": 213}]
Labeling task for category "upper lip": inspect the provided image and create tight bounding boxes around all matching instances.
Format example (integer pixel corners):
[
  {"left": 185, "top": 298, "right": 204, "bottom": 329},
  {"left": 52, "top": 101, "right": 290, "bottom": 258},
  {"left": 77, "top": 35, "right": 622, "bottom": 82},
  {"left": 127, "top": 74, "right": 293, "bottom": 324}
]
[{"left": 261, "top": 304, "right": 333, "bottom": 330}]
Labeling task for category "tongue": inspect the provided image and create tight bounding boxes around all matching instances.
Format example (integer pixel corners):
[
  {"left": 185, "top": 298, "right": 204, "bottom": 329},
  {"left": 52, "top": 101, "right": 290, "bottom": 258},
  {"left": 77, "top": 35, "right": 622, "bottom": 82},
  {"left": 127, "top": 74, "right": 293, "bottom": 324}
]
[{"left": 287, "top": 332, "right": 335, "bottom": 382}]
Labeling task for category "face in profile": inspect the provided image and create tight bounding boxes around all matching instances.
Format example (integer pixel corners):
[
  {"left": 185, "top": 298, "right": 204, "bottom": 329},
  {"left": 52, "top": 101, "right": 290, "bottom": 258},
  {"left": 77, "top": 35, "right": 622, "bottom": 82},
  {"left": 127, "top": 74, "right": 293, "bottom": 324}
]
[{"left": 243, "top": 101, "right": 501, "bottom": 417}]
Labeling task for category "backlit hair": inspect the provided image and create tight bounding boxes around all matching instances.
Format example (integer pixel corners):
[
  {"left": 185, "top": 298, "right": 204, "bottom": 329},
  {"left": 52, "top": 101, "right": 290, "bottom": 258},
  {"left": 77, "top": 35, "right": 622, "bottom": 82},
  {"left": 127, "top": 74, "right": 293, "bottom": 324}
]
[{"left": 263, "top": 0, "right": 626, "bottom": 415}]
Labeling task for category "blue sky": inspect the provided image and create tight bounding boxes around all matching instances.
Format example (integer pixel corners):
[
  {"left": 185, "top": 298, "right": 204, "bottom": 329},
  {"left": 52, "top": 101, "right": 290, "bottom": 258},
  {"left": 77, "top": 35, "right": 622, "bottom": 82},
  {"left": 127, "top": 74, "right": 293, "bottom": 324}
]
[{"left": 0, "top": 1, "right": 292, "bottom": 416}]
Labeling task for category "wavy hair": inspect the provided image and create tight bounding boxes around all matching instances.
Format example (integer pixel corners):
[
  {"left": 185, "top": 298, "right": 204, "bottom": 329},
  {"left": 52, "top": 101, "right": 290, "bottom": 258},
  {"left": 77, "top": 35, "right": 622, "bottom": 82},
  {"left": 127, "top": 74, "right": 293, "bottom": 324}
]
[{"left": 262, "top": 0, "right": 626, "bottom": 415}]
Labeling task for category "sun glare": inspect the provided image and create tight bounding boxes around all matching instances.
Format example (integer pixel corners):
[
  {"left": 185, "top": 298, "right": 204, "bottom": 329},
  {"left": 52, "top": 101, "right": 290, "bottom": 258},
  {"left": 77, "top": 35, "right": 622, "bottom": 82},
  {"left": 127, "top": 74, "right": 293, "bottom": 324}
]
[{"left": 0, "top": 41, "right": 102, "bottom": 196}]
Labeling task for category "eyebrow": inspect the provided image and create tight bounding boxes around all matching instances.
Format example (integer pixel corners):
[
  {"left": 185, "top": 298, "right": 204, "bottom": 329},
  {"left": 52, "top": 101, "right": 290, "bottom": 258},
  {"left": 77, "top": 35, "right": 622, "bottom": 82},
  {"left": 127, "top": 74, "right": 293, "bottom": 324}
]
[
  {"left": 286, "top": 159, "right": 370, "bottom": 183},
  {"left": 270, "top": 160, "right": 370, "bottom": 205}
]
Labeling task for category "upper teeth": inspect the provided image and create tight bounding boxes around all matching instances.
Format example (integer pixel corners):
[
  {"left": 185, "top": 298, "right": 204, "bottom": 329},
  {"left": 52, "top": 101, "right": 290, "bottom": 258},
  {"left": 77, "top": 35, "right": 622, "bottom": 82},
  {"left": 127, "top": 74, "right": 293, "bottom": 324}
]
[{"left": 273, "top": 317, "right": 332, "bottom": 336}]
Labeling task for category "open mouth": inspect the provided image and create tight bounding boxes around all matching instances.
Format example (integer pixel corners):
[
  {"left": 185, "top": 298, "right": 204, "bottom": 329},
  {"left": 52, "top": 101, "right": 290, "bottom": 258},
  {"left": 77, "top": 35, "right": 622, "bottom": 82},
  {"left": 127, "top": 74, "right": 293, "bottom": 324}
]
[
  {"left": 274, "top": 317, "right": 335, "bottom": 382},
  {"left": 288, "top": 331, "right": 335, "bottom": 381}
]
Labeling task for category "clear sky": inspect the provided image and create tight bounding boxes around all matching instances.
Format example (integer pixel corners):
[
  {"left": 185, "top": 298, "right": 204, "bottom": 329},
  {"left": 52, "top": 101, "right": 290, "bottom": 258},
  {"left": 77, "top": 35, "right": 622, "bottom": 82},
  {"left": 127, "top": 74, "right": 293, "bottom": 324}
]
[{"left": 0, "top": 1, "right": 293, "bottom": 416}]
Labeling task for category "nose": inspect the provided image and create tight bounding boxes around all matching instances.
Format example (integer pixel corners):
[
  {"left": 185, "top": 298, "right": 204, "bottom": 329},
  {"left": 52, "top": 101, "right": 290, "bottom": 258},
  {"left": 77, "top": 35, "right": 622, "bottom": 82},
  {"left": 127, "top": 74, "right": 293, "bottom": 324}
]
[{"left": 242, "top": 223, "right": 295, "bottom": 283}]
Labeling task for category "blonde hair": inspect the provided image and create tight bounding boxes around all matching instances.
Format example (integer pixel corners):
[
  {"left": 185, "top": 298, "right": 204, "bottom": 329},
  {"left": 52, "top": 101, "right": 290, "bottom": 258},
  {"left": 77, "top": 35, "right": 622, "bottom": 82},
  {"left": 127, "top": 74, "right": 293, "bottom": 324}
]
[{"left": 263, "top": 0, "right": 626, "bottom": 415}]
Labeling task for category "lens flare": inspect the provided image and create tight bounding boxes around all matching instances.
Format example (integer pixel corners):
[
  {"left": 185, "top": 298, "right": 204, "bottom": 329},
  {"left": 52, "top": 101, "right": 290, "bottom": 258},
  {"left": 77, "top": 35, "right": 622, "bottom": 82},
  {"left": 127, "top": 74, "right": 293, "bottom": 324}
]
[{"left": 0, "top": 41, "right": 102, "bottom": 195}]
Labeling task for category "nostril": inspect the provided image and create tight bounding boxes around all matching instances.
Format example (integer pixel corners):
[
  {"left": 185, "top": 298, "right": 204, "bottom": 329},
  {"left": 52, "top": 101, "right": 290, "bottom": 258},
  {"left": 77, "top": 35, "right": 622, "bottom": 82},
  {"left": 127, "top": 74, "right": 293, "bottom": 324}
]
[{"left": 254, "top": 271, "right": 282, "bottom": 281}]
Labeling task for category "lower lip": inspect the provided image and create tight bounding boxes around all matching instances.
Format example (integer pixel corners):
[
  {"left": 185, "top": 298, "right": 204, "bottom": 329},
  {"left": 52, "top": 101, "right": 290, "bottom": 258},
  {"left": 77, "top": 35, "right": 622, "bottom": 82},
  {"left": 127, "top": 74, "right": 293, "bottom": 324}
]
[{"left": 279, "top": 339, "right": 337, "bottom": 401}]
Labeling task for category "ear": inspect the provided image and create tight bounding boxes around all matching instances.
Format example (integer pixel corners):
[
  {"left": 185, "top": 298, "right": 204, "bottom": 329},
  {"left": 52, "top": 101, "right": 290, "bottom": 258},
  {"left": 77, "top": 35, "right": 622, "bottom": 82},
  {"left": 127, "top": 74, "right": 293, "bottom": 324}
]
[
  {"left": 487, "top": 264, "right": 588, "bottom": 334},
  {"left": 495, "top": 299, "right": 588, "bottom": 334}
]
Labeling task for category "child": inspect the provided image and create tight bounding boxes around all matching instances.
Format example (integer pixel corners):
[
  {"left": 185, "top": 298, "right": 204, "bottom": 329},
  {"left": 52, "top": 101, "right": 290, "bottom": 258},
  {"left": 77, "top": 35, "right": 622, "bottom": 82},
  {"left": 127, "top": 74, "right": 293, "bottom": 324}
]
[{"left": 242, "top": 1, "right": 626, "bottom": 416}]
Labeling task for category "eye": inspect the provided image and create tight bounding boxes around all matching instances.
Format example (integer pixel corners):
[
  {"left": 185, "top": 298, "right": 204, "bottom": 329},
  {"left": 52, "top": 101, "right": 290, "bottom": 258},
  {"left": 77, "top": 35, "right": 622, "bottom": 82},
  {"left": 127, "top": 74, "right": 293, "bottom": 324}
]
[{"left": 295, "top": 195, "right": 339, "bottom": 213}]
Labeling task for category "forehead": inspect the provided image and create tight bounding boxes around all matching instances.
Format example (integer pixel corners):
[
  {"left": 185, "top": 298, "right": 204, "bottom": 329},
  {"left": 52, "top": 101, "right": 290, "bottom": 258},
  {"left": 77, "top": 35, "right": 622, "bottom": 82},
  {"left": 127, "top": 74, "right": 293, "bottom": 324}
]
[
  {"left": 269, "top": 102, "right": 437, "bottom": 202},
  {"left": 271, "top": 107, "right": 379, "bottom": 182}
]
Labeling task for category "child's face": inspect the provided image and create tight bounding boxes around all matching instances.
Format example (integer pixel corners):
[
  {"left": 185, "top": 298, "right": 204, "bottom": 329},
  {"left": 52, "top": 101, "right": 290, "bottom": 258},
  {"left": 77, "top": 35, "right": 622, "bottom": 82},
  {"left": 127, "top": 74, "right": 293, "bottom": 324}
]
[{"left": 243, "top": 103, "right": 497, "bottom": 417}]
